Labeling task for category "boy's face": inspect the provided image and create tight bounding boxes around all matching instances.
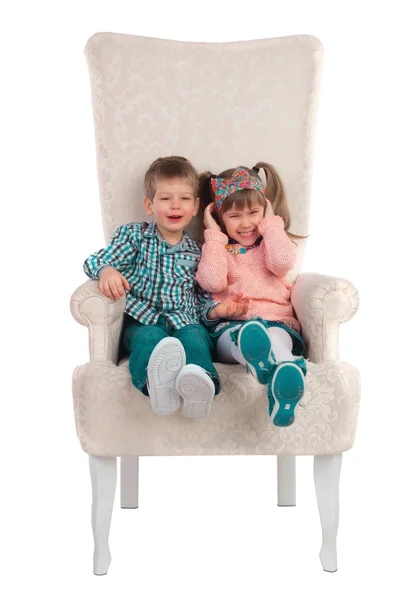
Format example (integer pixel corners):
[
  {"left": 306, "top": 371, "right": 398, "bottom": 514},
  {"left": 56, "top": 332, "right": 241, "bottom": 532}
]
[{"left": 144, "top": 177, "right": 200, "bottom": 240}]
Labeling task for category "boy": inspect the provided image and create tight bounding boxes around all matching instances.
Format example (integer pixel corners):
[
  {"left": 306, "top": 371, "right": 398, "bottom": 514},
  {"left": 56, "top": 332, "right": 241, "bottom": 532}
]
[{"left": 83, "top": 156, "right": 248, "bottom": 418}]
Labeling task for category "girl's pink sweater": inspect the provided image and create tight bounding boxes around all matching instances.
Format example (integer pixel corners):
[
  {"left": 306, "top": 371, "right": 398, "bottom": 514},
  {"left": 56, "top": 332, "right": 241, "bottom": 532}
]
[{"left": 196, "top": 216, "right": 300, "bottom": 332}]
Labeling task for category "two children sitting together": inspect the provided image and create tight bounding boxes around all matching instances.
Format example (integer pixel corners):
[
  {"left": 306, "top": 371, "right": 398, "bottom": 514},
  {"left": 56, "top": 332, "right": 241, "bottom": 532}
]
[{"left": 84, "top": 156, "right": 307, "bottom": 427}]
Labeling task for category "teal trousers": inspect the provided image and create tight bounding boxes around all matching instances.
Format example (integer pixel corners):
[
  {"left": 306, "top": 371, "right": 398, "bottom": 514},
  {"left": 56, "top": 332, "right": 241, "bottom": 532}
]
[{"left": 123, "top": 315, "right": 221, "bottom": 396}]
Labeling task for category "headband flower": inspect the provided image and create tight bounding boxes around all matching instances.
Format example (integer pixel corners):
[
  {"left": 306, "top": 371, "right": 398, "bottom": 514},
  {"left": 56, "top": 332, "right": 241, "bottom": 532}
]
[{"left": 211, "top": 169, "right": 264, "bottom": 211}]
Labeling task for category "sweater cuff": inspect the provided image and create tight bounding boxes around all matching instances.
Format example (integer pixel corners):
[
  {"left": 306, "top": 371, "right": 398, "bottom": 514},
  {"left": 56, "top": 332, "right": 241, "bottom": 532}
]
[
  {"left": 203, "top": 301, "right": 220, "bottom": 324},
  {"left": 204, "top": 229, "right": 229, "bottom": 244},
  {"left": 258, "top": 215, "right": 284, "bottom": 235}
]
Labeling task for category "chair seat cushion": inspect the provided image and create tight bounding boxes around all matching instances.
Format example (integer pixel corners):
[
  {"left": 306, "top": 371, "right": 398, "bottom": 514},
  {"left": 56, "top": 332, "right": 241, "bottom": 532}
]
[{"left": 73, "top": 359, "right": 360, "bottom": 456}]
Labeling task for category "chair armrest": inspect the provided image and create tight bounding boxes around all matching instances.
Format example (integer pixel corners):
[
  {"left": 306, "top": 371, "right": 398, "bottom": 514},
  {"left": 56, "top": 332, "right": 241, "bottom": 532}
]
[
  {"left": 70, "top": 279, "right": 126, "bottom": 363},
  {"left": 291, "top": 272, "right": 359, "bottom": 363}
]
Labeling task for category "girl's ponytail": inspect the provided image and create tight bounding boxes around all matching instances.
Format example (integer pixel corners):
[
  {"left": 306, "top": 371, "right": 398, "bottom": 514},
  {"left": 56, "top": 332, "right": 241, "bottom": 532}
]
[
  {"left": 253, "top": 161, "right": 290, "bottom": 231},
  {"left": 198, "top": 170, "right": 215, "bottom": 212}
]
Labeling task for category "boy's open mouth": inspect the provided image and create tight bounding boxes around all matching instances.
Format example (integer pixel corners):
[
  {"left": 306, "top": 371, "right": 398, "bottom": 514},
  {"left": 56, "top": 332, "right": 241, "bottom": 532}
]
[{"left": 167, "top": 215, "right": 183, "bottom": 220}]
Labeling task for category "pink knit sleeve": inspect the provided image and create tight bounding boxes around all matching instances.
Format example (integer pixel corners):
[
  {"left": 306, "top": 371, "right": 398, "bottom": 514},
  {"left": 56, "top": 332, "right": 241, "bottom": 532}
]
[
  {"left": 195, "top": 229, "right": 229, "bottom": 293},
  {"left": 258, "top": 216, "right": 297, "bottom": 276}
]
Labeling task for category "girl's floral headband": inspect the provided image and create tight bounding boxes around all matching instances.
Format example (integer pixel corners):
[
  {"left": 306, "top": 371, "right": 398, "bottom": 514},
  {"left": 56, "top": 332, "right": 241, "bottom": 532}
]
[{"left": 211, "top": 169, "right": 264, "bottom": 211}]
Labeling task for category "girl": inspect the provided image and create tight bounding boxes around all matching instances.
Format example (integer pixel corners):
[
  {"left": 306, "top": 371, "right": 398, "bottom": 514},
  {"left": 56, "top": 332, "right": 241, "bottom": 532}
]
[{"left": 196, "top": 163, "right": 307, "bottom": 427}]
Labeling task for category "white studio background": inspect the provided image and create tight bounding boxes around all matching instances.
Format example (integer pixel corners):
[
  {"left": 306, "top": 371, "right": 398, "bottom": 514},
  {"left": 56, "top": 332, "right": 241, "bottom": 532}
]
[{"left": 2, "top": 1, "right": 399, "bottom": 598}]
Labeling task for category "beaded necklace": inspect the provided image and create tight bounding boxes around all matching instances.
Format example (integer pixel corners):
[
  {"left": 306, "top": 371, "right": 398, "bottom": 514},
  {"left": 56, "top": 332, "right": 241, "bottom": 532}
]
[{"left": 225, "top": 243, "right": 258, "bottom": 254}]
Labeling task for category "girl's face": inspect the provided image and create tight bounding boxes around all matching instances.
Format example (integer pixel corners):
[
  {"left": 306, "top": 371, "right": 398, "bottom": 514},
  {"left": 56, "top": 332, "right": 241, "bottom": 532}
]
[{"left": 221, "top": 199, "right": 265, "bottom": 246}]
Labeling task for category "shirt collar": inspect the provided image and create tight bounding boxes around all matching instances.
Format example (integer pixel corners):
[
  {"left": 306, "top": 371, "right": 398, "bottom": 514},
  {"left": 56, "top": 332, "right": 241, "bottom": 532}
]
[
  {"left": 143, "top": 221, "right": 158, "bottom": 238},
  {"left": 143, "top": 220, "right": 197, "bottom": 253}
]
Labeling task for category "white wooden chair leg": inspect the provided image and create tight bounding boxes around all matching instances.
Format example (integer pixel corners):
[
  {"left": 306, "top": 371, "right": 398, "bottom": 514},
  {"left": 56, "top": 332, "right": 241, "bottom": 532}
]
[
  {"left": 121, "top": 456, "right": 139, "bottom": 509},
  {"left": 89, "top": 456, "right": 117, "bottom": 576},
  {"left": 314, "top": 453, "right": 342, "bottom": 572},
  {"left": 277, "top": 456, "right": 296, "bottom": 506}
]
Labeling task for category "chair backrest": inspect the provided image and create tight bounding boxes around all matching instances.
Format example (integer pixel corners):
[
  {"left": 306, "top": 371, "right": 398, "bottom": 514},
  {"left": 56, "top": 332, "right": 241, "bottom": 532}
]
[{"left": 85, "top": 32, "right": 323, "bottom": 282}]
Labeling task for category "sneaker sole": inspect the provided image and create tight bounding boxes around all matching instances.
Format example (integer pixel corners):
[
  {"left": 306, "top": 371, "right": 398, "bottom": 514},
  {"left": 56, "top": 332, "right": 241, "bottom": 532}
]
[
  {"left": 176, "top": 366, "right": 215, "bottom": 418},
  {"left": 147, "top": 338, "right": 186, "bottom": 415},
  {"left": 270, "top": 363, "right": 304, "bottom": 427},
  {"left": 238, "top": 322, "right": 275, "bottom": 384}
]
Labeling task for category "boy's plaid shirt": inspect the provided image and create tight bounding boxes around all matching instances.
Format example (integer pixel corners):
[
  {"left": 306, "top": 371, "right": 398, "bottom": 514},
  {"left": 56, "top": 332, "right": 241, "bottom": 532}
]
[{"left": 83, "top": 221, "right": 218, "bottom": 329}]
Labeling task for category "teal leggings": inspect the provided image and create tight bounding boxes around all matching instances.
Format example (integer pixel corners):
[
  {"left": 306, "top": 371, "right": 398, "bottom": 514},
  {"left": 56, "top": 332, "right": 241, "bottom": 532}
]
[{"left": 123, "top": 316, "right": 221, "bottom": 396}]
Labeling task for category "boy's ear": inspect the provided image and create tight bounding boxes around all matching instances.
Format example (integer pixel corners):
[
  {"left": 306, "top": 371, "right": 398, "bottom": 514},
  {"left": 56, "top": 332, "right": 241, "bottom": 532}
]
[
  {"left": 144, "top": 197, "right": 153, "bottom": 215},
  {"left": 192, "top": 196, "right": 200, "bottom": 216}
]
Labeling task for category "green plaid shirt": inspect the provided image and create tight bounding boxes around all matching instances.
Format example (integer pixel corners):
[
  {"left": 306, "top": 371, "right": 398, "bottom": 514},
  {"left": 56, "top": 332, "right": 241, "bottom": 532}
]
[{"left": 83, "top": 221, "right": 218, "bottom": 330}]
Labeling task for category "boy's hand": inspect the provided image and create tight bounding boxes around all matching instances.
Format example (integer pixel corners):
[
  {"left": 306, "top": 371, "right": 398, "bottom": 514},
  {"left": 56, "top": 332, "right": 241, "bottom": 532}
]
[
  {"left": 204, "top": 203, "right": 221, "bottom": 231},
  {"left": 208, "top": 292, "right": 250, "bottom": 319},
  {"left": 98, "top": 266, "right": 130, "bottom": 300}
]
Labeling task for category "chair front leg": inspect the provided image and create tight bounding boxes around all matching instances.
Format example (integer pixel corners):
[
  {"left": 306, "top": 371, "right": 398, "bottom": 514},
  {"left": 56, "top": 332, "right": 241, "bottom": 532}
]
[
  {"left": 277, "top": 456, "right": 296, "bottom": 506},
  {"left": 121, "top": 456, "right": 139, "bottom": 509},
  {"left": 89, "top": 456, "right": 117, "bottom": 575},
  {"left": 314, "top": 453, "right": 342, "bottom": 572}
]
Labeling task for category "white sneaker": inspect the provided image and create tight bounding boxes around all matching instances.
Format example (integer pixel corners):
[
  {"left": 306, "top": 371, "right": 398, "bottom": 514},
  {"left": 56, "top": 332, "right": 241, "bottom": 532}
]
[
  {"left": 147, "top": 338, "right": 186, "bottom": 415},
  {"left": 176, "top": 364, "right": 215, "bottom": 418}
]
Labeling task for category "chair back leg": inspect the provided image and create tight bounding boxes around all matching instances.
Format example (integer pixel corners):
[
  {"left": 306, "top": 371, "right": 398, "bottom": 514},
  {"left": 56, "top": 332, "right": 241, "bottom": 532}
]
[
  {"left": 121, "top": 456, "right": 139, "bottom": 509},
  {"left": 277, "top": 456, "right": 296, "bottom": 506}
]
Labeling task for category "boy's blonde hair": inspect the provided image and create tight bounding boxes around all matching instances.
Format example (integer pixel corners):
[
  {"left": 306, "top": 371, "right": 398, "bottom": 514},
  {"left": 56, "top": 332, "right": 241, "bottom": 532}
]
[{"left": 144, "top": 156, "right": 199, "bottom": 200}]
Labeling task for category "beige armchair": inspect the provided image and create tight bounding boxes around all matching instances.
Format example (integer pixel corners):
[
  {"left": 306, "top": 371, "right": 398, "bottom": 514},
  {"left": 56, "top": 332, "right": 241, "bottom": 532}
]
[{"left": 71, "top": 32, "right": 360, "bottom": 575}]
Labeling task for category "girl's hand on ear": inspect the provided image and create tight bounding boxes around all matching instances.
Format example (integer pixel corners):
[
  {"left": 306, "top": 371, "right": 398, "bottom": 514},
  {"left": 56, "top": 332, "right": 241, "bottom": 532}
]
[
  {"left": 265, "top": 197, "right": 275, "bottom": 217},
  {"left": 204, "top": 203, "right": 221, "bottom": 232}
]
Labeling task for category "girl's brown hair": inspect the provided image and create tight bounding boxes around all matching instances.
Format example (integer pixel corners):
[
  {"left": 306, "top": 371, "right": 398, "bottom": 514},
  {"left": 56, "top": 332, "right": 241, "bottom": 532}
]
[{"left": 199, "top": 162, "right": 305, "bottom": 240}]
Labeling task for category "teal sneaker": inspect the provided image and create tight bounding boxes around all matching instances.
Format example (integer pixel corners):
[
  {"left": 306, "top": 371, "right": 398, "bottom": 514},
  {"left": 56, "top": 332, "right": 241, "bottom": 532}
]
[
  {"left": 268, "top": 362, "right": 305, "bottom": 427},
  {"left": 237, "top": 321, "right": 276, "bottom": 384}
]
